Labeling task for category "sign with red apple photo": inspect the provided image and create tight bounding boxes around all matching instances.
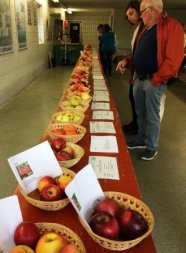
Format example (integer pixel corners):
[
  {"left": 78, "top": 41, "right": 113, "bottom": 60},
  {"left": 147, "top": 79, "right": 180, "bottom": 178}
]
[{"left": 8, "top": 141, "right": 63, "bottom": 195}]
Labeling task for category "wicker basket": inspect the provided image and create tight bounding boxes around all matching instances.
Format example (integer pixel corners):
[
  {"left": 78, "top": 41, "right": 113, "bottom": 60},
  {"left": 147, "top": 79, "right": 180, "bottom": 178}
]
[
  {"left": 19, "top": 168, "right": 76, "bottom": 211},
  {"left": 48, "top": 123, "right": 87, "bottom": 143},
  {"left": 36, "top": 223, "right": 86, "bottom": 253},
  {"left": 58, "top": 142, "right": 85, "bottom": 168},
  {"left": 79, "top": 191, "right": 154, "bottom": 251},
  {"left": 59, "top": 100, "right": 90, "bottom": 113},
  {"left": 51, "top": 111, "right": 85, "bottom": 125}
]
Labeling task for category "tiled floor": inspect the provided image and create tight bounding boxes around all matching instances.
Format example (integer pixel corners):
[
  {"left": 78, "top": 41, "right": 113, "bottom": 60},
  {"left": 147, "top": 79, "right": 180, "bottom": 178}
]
[{"left": 0, "top": 65, "right": 186, "bottom": 253}]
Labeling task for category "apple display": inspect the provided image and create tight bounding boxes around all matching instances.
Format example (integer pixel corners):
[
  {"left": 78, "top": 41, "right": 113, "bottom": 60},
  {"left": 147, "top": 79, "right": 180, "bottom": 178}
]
[
  {"left": 59, "top": 243, "right": 79, "bottom": 253},
  {"left": 56, "top": 175, "right": 73, "bottom": 193},
  {"left": 39, "top": 184, "right": 62, "bottom": 201},
  {"left": 118, "top": 209, "right": 148, "bottom": 240},
  {"left": 52, "top": 129, "right": 65, "bottom": 135},
  {"left": 51, "top": 138, "right": 66, "bottom": 152},
  {"left": 14, "top": 221, "right": 40, "bottom": 248},
  {"left": 37, "top": 176, "right": 55, "bottom": 192},
  {"left": 94, "top": 198, "right": 122, "bottom": 218},
  {"left": 10, "top": 245, "right": 35, "bottom": 253},
  {"left": 89, "top": 211, "right": 120, "bottom": 240},
  {"left": 80, "top": 92, "right": 90, "bottom": 101},
  {"left": 35, "top": 232, "right": 67, "bottom": 253}
]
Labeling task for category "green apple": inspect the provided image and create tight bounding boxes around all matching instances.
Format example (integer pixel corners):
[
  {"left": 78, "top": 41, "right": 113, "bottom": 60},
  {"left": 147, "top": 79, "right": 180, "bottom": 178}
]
[{"left": 69, "top": 97, "right": 81, "bottom": 107}]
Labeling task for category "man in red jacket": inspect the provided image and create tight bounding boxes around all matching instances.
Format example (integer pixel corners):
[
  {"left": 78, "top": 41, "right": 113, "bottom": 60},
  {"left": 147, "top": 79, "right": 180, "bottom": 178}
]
[{"left": 116, "top": 0, "right": 184, "bottom": 160}]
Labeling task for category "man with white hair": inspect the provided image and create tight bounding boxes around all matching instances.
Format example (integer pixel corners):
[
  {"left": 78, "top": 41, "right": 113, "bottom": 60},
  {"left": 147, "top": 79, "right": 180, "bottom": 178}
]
[{"left": 116, "top": 0, "right": 184, "bottom": 160}]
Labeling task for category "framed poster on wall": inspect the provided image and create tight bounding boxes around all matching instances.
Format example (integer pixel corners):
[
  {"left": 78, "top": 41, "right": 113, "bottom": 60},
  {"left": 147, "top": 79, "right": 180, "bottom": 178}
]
[
  {"left": 15, "top": 0, "right": 27, "bottom": 50},
  {"left": 0, "top": 0, "right": 13, "bottom": 54}
]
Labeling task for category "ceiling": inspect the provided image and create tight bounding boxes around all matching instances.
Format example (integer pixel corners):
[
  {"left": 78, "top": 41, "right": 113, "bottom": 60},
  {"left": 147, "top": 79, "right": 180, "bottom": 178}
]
[{"left": 49, "top": 0, "right": 186, "bottom": 11}]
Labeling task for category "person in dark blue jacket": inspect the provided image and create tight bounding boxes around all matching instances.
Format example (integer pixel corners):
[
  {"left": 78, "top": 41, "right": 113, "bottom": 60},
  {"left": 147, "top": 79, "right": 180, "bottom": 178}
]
[{"left": 100, "top": 24, "right": 116, "bottom": 77}]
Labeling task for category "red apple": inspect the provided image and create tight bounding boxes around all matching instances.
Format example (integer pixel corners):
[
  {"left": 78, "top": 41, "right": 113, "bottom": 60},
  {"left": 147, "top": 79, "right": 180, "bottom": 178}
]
[
  {"left": 59, "top": 243, "right": 79, "bottom": 253},
  {"left": 89, "top": 211, "right": 120, "bottom": 240},
  {"left": 14, "top": 221, "right": 40, "bottom": 248},
  {"left": 118, "top": 209, "right": 148, "bottom": 240},
  {"left": 94, "top": 198, "right": 122, "bottom": 218},
  {"left": 51, "top": 138, "right": 66, "bottom": 151},
  {"left": 52, "top": 129, "right": 65, "bottom": 135},
  {"left": 37, "top": 176, "right": 55, "bottom": 192},
  {"left": 39, "top": 184, "right": 62, "bottom": 201},
  {"left": 62, "top": 146, "right": 74, "bottom": 159},
  {"left": 55, "top": 150, "right": 72, "bottom": 161}
]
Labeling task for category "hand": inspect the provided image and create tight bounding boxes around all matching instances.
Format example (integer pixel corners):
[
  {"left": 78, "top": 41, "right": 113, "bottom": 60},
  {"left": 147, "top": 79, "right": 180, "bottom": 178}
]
[{"left": 116, "top": 59, "right": 128, "bottom": 74}]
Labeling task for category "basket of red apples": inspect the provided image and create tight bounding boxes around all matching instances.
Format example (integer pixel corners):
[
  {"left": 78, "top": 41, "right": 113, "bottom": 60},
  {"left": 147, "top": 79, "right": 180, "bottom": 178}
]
[
  {"left": 48, "top": 123, "right": 86, "bottom": 143},
  {"left": 10, "top": 221, "right": 86, "bottom": 253},
  {"left": 19, "top": 168, "right": 75, "bottom": 211},
  {"left": 79, "top": 191, "right": 154, "bottom": 251},
  {"left": 50, "top": 137, "right": 85, "bottom": 168}
]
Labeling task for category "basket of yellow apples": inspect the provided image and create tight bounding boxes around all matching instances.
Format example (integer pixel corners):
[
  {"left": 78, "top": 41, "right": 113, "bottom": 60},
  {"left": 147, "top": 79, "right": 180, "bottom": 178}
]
[
  {"left": 51, "top": 111, "right": 85, "bottom": 125},
  {"left": 48, "top": 123, "right": 86, "bottom": 143},
  {"left": 59, "top": 98, "right": 89, "bottom": 113},
  {"left": 19, "top": 168, "right": 75, "bottom": 211},
  {"left": 50, "top": 137, "right": 85, "bottom": 168},
  {"left": 10, "top": 221, "right": 86, "bottom": 253},
  {"left": 79, "top": 191, "right": 154, "bottom": 251},
  {"left": 66, "top": 92, "right": 92, "bottom": 105}
]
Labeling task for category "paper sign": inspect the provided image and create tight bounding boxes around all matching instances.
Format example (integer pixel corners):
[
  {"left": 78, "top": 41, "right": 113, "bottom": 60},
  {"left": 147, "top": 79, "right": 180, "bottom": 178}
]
[
  {"left": 90, "top": 135, "right": 119, "bottom": 153},
  {"left": 93, "top": 94, "right": 110, "bottom": 102},
  {"left": 91, "top": 102, "right": 110, "bottom": 110},
  {"left": 0, "top": 196, "right": 23, "bottom": 252},
  {"left": 8, "top": 141, "right": 62, "bottom": 195},
  {"left": 89, "top": 156, "right": 120, "bottom": 180},
  {"left": 92, "top": 110, "right": 114, "bottom": 120},
  {"left": 65, "top": 164, "right": 104, "bottom": 227},
  {"left": 90, "top": 121, "right": 116, "bottom": 134}
]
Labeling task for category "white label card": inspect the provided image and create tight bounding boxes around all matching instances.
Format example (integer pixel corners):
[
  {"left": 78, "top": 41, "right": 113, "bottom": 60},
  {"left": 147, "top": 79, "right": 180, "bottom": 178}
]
[
  {"left": 90, "top": 135, "right": 119, "bottom": 153},
  {"left": 91, "top": 102, "right": 110, "bottom": 110},
  {"left": 89, "top": 156, "right": 120, "bottom": 180},
  {"left": 8, "top": 141, "right": 62, "bottom": 195},
  {"left": 65, "top": 165, "right": 104, "bottom": 227},
  {"left": 90, "top": 121, "right": 116, "bottom": 134},
  {"left": 92, "top": 110, "right": 114, "bottom": 120},
  {"left": 0, "top": 196, "right": 23, "bottom": 252}
]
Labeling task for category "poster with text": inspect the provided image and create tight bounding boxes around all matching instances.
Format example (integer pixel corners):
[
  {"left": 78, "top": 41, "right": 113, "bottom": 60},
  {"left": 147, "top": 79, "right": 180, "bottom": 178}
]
[
  {"left": 15, "top": 0, "right": 27, "bottom": 50},
  {"left": 0, "top": 0, "right": 13, "bottom": 54}
]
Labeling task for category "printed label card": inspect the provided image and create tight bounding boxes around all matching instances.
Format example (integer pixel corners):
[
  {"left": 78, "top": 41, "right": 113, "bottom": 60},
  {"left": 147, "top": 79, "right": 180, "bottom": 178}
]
[
  {"left": 90, "top": 135, "right": 119, "bottom": 153},
  {"left": 8, "top": 141, "right": 62, "bottom": 195},
  {"left": 92, "top": 110, "right": 114, "bottom": 120},
  {"left": 91, "top": 102, "right": 110, "bottom": 110},
  {"left": 90, "top": 121, "right": 116, "bottom": 134},
  {"left": 89, "top": 156, "right": 120, "bottom": 180},
  {"left": 0, "top": 196, "right": 23, "bottom": 252}
]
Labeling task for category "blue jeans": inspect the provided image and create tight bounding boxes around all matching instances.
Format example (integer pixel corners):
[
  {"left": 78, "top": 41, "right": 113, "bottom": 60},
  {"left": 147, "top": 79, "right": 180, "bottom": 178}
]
[{"left": 133, "top": 78, "right": 166, "bottom": 151}]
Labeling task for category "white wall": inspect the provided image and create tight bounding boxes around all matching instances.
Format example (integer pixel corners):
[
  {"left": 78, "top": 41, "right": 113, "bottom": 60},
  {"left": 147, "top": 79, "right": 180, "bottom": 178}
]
[{"left": 0, "top": 0, "right": 52, "bottom": 106}]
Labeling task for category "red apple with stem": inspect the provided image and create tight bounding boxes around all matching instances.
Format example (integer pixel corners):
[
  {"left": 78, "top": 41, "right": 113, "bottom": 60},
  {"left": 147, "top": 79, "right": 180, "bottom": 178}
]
[
  {"left": 39, "top": 184, "right": 62, "bottom": 201},
  {"left": 14, "top": 221, "right": 40, "bottom": 248},
  {"left": 94, "top": 198, "right": 122, "bottom": 218},
  {"left": 89, "top": 211, "right": 120, "bottom": 240}
]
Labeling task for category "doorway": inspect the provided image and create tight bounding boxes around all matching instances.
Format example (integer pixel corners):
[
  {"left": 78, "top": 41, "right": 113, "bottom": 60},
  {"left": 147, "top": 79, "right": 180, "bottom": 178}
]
[{"left": 69, "top": 21, "right": 81, "bottom": 43}]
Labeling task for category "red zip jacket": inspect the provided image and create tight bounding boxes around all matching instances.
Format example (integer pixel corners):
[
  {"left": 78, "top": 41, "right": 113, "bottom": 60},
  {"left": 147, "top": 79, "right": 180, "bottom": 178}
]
[{"left": 127, "top": 13, "right": 184, "bottom": 86}]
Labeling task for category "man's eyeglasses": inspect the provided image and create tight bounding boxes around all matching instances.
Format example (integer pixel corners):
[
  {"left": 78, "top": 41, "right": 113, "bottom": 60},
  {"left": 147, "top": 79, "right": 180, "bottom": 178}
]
[{"left": 140, "top": 6, "right": 151, "bottom": 16}]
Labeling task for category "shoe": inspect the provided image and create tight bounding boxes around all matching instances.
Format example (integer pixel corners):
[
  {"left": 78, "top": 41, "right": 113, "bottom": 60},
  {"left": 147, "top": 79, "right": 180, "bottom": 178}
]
[
  {"left": 141, "top": 149, "right": 157, "bottom": 161},
  {"left": 127, "top": 141, "right": 146, "bottom": 149},
  {"left": 122, "top": 122, "right": 138, "bottom": 134}
]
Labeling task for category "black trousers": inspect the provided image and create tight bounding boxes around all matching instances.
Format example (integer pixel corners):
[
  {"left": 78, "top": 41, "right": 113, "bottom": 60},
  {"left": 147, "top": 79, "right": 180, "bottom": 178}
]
[{"left": 129, "top": 84, "right": 137, "bottom": 124}]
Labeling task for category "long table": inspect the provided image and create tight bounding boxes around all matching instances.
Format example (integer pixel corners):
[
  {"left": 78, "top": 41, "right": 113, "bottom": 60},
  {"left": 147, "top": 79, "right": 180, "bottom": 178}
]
[{"left": 14, "top": 63, "right": 157, "bottom": 253}]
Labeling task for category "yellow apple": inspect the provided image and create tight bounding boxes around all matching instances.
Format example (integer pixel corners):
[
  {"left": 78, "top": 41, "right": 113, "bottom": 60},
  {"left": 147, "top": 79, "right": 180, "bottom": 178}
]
[
  {"left": 10, "top": 245, "right": 35, "bottom": 253},
  {"left": 35, "top": 232, "right": 67, "bottom": 253},
  {"left": 56, "top": 175, "right": 73, "bottom": 192},
  {"left": 81, "top": 92, "right": 90, "bottom": 100}
]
